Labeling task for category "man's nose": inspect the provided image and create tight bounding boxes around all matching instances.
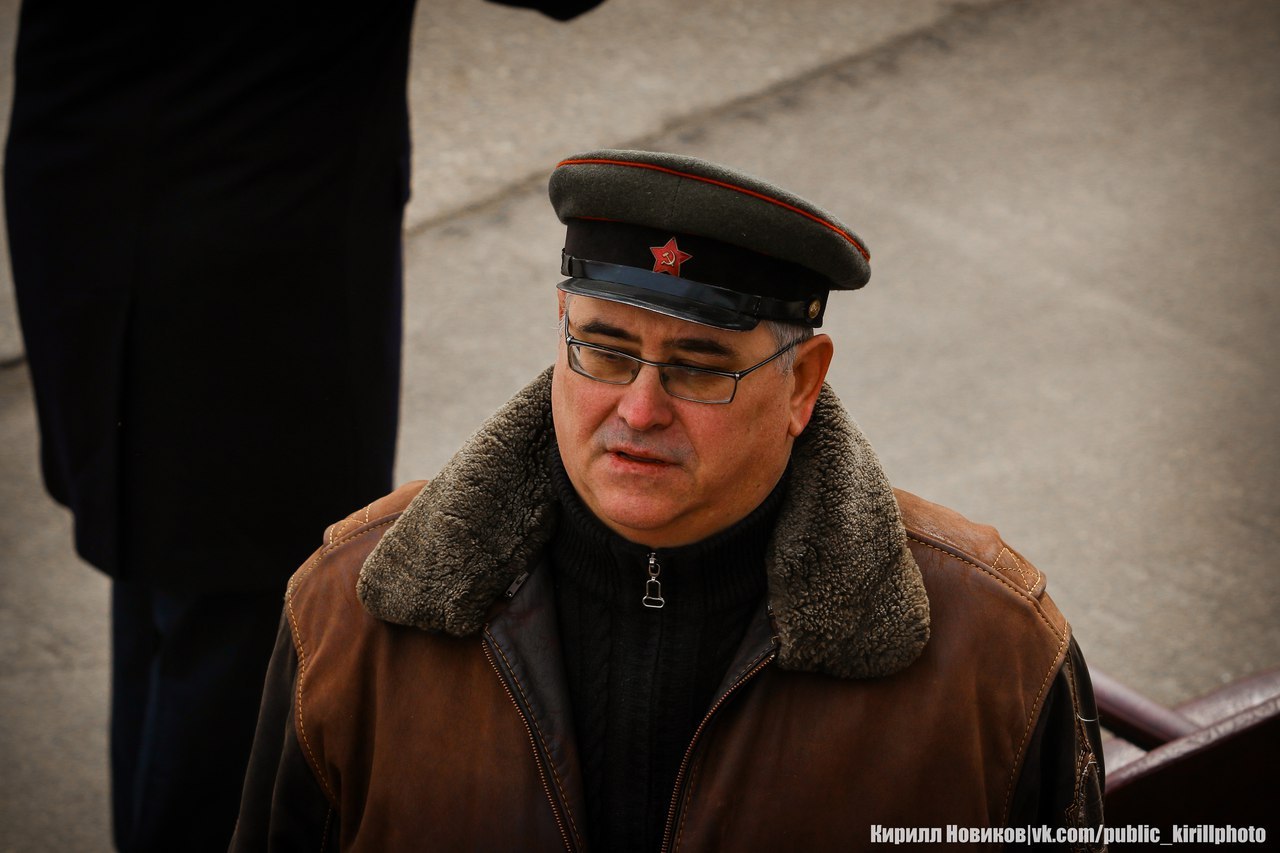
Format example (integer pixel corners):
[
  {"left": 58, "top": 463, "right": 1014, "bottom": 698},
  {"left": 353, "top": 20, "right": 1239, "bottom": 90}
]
[{"left": 616, "top": 365, "right": 674, "bottom": 431}]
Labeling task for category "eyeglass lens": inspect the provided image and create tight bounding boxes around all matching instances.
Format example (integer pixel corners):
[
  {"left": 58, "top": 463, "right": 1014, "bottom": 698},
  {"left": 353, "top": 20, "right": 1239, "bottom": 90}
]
[{"left": 567, "top": 343, "right": 737, "bottom": 403}]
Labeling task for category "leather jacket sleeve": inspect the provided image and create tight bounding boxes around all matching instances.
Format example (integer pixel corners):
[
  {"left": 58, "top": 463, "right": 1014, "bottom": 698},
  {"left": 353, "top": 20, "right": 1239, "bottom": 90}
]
[
  {"left": 1006, "top": 637, "right": 1107, "bottom": 851},
  {"left": 229, "top": 613, "right": 337, "bottom": 853}
]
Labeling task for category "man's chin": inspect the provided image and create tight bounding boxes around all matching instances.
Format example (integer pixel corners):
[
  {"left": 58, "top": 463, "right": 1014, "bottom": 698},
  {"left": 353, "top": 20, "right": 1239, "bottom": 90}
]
[{"left": 591, "top": 500, "right": 690, "bottom": 546}]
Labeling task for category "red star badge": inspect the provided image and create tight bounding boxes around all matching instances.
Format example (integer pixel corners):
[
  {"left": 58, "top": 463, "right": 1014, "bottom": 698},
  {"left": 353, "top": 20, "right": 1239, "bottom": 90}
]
[{"left": 650, "top": 237, "right": 692, "bottom": 276}]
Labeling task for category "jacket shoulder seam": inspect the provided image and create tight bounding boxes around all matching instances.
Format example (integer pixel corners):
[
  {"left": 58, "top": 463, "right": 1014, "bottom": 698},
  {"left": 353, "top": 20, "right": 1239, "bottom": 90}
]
[
  {"left": 905, "top": 532, "right": 1052, "bottom": 619},
  {"left": 326, "top": 508, "right": 409, "bottom": 548}
]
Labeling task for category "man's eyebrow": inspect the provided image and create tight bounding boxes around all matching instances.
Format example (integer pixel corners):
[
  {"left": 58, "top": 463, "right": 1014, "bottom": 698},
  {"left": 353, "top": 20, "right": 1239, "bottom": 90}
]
[
  {"left": 668, "top": 336, "right": 736, "bottom": 358},
  {"left": 575, "top": 318, "right": 639, "bottom": 343},
  {"left": 572, "top": 317, "right": 739, "bottom": 359}
]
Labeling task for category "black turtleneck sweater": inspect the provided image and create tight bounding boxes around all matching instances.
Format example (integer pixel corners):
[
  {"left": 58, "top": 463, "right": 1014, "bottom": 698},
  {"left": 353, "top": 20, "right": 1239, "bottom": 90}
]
[{"left": 548, "top": 454, "right": 785, "bottom": 852}]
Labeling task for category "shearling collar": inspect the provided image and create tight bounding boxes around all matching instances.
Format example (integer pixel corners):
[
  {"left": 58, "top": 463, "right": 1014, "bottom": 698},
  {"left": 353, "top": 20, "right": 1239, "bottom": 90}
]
[{"left": 358, "top": 367, "right": 930, "bottom": 679}]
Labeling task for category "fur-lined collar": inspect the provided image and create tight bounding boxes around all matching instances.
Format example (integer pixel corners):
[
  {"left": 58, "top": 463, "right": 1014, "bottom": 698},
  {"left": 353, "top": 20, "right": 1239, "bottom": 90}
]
[{"left": 358, "top": 367, "right": 929, "bottom": 679}]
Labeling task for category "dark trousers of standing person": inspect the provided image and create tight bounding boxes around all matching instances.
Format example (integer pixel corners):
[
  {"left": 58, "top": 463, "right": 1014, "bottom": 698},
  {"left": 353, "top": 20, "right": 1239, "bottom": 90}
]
[{"left": 109, "top": 582, "right": 287, "bottom": 852}]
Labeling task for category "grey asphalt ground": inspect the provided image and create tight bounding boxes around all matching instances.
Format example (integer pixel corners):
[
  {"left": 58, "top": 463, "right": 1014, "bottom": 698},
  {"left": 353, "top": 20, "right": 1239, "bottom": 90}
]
[{"left": 2, "top": 0, "right": 1279, "bottom": 849}]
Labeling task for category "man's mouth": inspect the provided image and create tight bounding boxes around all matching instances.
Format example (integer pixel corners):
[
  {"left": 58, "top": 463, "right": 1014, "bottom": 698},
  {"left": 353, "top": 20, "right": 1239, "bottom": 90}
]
[{"left": 611, "top": 449, "right": 670, "bottom": 465}]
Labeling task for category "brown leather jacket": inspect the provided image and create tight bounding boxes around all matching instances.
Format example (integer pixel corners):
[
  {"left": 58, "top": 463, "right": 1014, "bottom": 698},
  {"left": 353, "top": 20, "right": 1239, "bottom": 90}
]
[{"left": 231, "top": 370, "right": 1104, "bottom": 851}]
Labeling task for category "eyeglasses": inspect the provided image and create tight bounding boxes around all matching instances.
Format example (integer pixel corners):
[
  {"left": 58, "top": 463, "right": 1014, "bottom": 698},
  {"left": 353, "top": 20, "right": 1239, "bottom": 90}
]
[{"left": 563, "top": 325, "right": 800, "bottom": 404}]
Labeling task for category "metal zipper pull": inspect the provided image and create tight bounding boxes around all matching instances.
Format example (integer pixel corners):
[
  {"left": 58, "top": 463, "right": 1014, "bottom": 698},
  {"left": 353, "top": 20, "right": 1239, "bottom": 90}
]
[
  {"left": 503, "top": 570, "right": 530, "bottom": 599},
  {"left": 642, "top": 552, "right": 665, "bottom": 609}
]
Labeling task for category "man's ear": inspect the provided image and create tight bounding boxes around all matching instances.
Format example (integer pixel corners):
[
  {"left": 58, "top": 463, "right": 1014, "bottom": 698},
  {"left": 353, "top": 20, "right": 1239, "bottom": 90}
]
[
  {"left": 787, "top": 334, "right": 833, "bottom": 437},
  {"left": 557, "top": 290, "right": 567, "bottom": 321}
]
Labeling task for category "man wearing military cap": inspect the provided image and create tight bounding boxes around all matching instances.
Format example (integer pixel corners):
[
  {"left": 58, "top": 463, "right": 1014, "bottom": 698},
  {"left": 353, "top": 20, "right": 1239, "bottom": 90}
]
[{"left": 232, "top": 150, "right": 1104, "bottom": 850}]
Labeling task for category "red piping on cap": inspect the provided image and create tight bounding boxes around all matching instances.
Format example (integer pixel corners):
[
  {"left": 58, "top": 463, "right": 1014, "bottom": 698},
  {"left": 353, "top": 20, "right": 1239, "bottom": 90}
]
[{"left": 556, "top": 157, "right": 871, "bottom": 262}]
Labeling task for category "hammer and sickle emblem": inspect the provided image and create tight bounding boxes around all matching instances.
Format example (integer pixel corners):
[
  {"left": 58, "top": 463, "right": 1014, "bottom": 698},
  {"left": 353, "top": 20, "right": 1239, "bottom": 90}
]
[{"left": 650, "top": 237, "right": 692, "bottom": 276}]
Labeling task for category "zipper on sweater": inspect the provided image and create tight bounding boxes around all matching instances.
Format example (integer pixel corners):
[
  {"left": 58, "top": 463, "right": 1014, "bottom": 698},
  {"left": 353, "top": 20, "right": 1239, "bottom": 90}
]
[
  {"left": 642, "top": 551, "right": 664, "bottom": 609},
  {"left": 481, "top": 631, "right": 580, "bottom": 852},
  {"left": 659, "top": 644, "right": 779, "bottom": 852}
]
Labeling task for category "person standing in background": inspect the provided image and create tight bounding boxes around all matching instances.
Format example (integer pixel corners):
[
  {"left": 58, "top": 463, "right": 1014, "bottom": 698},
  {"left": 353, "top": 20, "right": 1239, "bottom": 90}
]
[{"left": 3, "top": 2, "right": 601, "bottom": 850}]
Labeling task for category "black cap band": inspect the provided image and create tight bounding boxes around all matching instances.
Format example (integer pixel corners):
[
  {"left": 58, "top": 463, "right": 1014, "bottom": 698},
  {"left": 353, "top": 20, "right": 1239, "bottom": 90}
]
[
  {"left": 559, "top": 253, "right": 824, "bottom": 331},
  {"left": 558, "top": 219, "right": 829, "bottom": 329}
]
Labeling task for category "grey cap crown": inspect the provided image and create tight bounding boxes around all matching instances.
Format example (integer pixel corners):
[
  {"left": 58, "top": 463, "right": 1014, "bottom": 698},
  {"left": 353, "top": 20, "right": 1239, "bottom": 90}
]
[{"left": 550, "top": 149, "right": 871, "bottom": 290}]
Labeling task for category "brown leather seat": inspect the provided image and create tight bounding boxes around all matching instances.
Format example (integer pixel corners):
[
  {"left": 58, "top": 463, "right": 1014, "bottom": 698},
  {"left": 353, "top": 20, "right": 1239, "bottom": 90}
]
[{"left": 1095, "top": 666, "right": 1280, "bottom": 830}]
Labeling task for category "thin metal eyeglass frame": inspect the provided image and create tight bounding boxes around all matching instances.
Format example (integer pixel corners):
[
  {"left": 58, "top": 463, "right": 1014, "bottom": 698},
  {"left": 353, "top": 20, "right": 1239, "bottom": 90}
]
[{"left": 563, "top": 325, "right": 801, "bottom": 404}]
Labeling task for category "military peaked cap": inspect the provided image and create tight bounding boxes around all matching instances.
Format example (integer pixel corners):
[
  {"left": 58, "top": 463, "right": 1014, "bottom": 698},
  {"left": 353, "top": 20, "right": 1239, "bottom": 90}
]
[{"left": 549, "top": 149, "right": 870, "bottom": 330}]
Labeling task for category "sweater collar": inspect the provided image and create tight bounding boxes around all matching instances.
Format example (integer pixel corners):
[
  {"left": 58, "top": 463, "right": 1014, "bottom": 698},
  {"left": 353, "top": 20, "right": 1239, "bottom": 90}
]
[
  {"left": 548, "top": 450, "right": 780, "bottom": 615},
  {"left": 358, "top": 366, "right": 930, "bottom": 679}
]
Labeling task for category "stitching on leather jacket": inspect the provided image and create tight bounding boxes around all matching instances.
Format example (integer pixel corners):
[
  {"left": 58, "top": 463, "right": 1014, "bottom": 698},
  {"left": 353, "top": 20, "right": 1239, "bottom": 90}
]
[
  {"left": 1002, "top": 630, "right": 1068, "bottom": 825},
  {"left": 485, "top": 630, "right": 586, "bottom": 848},
  {"left": 905, "top": 534, "right": 1070, "bottom": 826},
  {"left": 674, "top": 746, "right": 708, "bottom": 851},
  {"left": 320, "top": 806, "right": 333, "bottom": 853},
  {"left": 994, "top": 546, "right": 1040, "bottom": 591},
  {"left": 905, "top": 536, "right": 1060, "bottom": 638},
  {"left": 288, "top": 519, "right": 399, "bottom": 808}
]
